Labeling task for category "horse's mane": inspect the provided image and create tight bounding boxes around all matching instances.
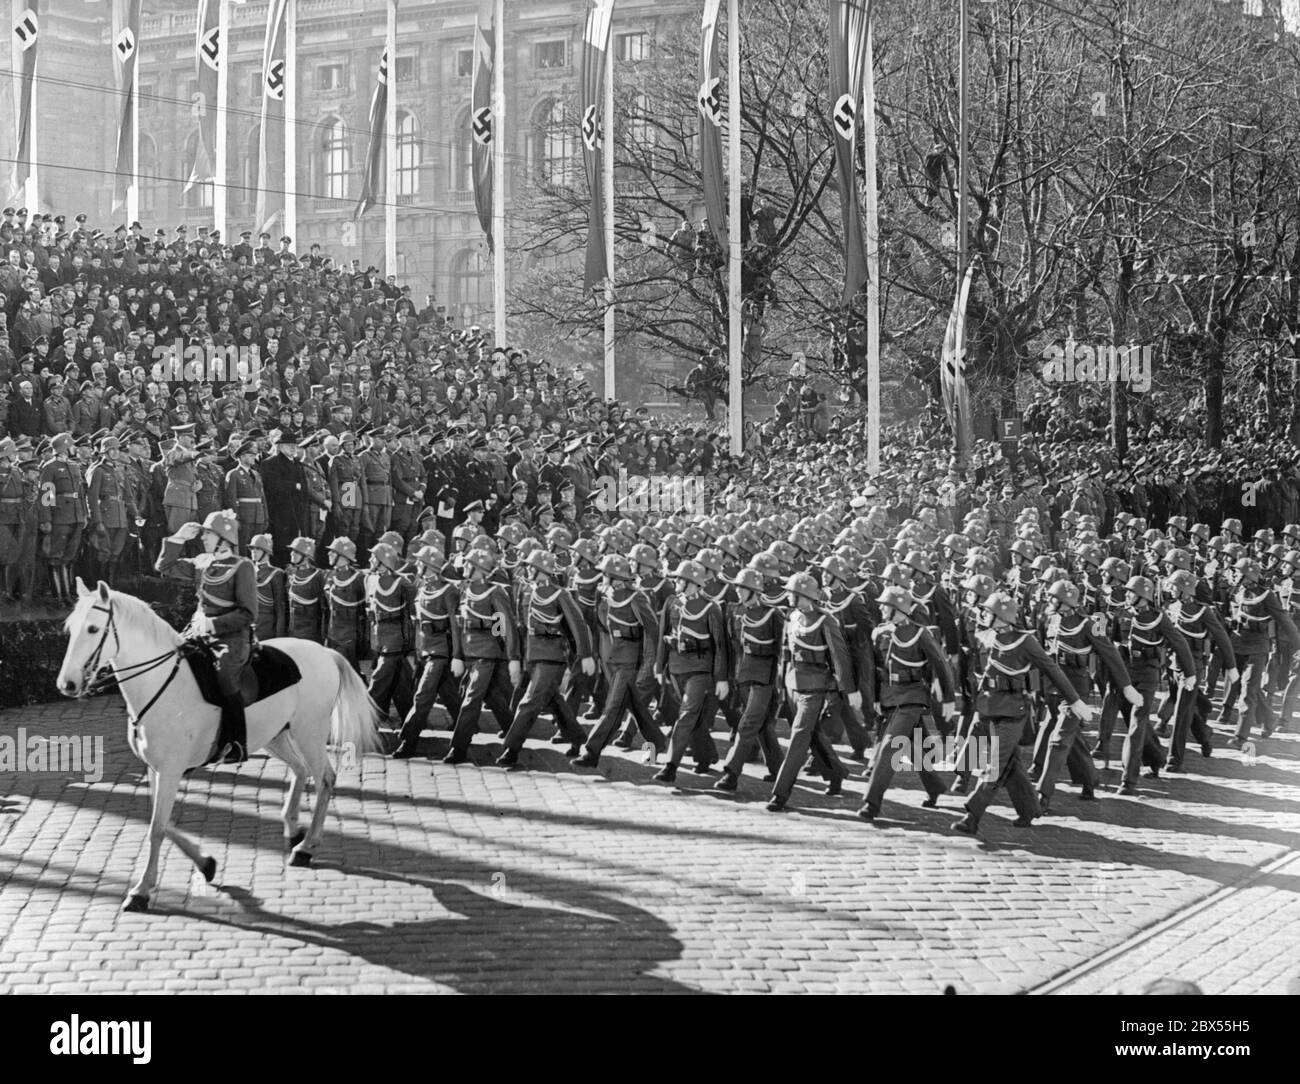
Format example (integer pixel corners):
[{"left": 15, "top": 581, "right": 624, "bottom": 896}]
[{"left": 66, "top": 588, "right": 185, "bottom": 648}]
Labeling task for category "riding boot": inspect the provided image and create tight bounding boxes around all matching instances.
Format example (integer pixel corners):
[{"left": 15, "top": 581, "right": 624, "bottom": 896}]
[{"left": 219, "top": 695, "right": 248, "bottom": 764}]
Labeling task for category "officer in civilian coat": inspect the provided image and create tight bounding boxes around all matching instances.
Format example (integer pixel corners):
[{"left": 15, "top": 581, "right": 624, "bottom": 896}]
[
  {"left": 952, "top": 592, "right": 1094, "bottom": 835},
  {"left": 652, "top": 559, "right": 731, "bottom": 784},
  {"left": 572, "top": 554, "right": 666, "bottom": 768},
  {"left": 393, "top": 545, "right": 464, "bottom": 758},
  {"left": 365, "top": 541, "right": 417, "bottom": 723},
  {"left": 249, "top": 533, "right": 287, "bottom": 641},
  {"left": 286, "top": 535, "right": 326, "bottom": 642},
  {"left": 765, "top": 571, "right": 856, "bottom": 811},
  {"left": 260, "top": 430, "right": 308, "bottom": 566},
  {"left": 443, "top": 547, "right": 521, "bottom": 764},
  {"left": 496, "top": 548, "right": 595, "bottom": 766},
  {"left": 857, "top": 585, "right": 954, "bottom": 821}
]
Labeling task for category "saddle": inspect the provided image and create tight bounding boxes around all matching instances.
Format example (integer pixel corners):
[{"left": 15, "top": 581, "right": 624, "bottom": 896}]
[{"left": 182, "top": 640, "right": 302, "bottom": 709}]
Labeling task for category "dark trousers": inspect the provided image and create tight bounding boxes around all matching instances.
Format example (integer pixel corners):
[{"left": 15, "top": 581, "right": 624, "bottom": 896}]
[
  {"left": 863, "top": 704, "right": 945, "bottom": 809},
  {"left": 720, "top": 682, "right": 783, "bottom": 777},
  {"left": 449, "top": 658, "right": 517, "bottom": 756},
  {"left": 214, "top": 630, "right": 250, "bottom": 752},
  {"left": 965, "top": 713, "right": 1039, "bottom": 821},
  {"left": 584, "top": 662, "right": 664, "bottom": 756},
  {"left": 1233, "top": 652, "right": 1274, "bottom": 740},
  {"left": 1169, "top": 660, "right": 1215, "bottom": 767},
  {"left": 772, "top": 688, "right": 848, "bottom": 800},
  {"left": 1035, "top": 691, "right": 1100, "bottom": 800},
  {"left": 1121, "top": 683, "right": 1165, "bottom": 784},
  {"left": 502, "top": 661, "right": 588, "bottom": 753},
  {"left": 664, "top": 672, "right": 717, "bottom": 767},
  {"left": 368, "top": 650, "right": 414, "bottom": 720},
  {"left": 398, "top": 655, "right": 463, "bottom": 745}
]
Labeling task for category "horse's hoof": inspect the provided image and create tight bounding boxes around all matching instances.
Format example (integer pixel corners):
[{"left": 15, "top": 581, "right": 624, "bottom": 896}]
[
  {"left": 288, "top": 849, "right": 313, "bottom": 868},
  {"left": 122, "top": 894, "right": 150, "bottom": 913},
  {"left": 286, "top": 829, "right": 306, "bottom": 852},
  {"left": 200, "top": 857, "right": 217, "bottom": 884}
]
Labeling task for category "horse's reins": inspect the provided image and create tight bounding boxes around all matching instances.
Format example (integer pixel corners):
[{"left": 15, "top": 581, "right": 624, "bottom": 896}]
[{"left": 81, "top": 599, "right": 184, "bottom": 726}]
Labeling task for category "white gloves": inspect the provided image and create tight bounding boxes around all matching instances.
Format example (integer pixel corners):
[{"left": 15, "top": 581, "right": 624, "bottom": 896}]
[
  {"left": 450, "top": 658, "right": 465, "bottom": 678},
  {"left": 1123, "top": 685, "right": 1144, "bottom": 707},
  {"left": 1225, "top": 668, "right": 1240, "bottom": 685},
  {"left": 941, "top": 701, "right": 955, "bottom": 720},
  {"left": 1181, "top": 676, "right": 1197, "bottom": 691},
  {"left": 509, "top": 661, "right": 523, "bottom": 686},
  {"left": 847, "top": 691, "right": 863, "bottom": 710},
  {"left": 715, "top": 681, "right": 730, "bottom": 700},
  {"left": 1069, "top": 699, "right": 1095, "bottom": 722},
  {"left": 192, "top": 613, "right": 215, "bottom": 638},
  {"left": 580, "top": 657, "right": 597, "bottom": 677}
]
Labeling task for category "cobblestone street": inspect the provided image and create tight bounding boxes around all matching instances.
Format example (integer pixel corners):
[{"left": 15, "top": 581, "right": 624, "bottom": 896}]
[{"left": 1, "top": 697, "right": 1297, "bottom": 994}]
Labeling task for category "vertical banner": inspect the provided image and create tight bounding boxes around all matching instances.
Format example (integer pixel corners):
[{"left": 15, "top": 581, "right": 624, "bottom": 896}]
[
  {"left": 698, "top": 0, "right": 726, "bottom": 252},
  {"left": 111, "top": 0, "right": 142, "bottom": 213},
  {"left": 940, "top": 261, "right": 976, "bottom": 454},
  {"left": 470, "top": 0, "right": 494, "bottom": 251},
  {"left": 580, "top": 0, "right": 615, "bottom": 292},
  {"left": 256, "top": 0, "right": 289, "bottom": 236},
  {"left": 186, "top": 0, "right": 220, "bottom": 192},
  {"left": 354, "top": 47, "right": 388, "bottom": 220},
  {"left": 862, "top": 9, "right": 880, "bottom": 475},
  {"left": 9, "top": 1, "right": 39, "bottom": 205},
  {"left": 828, "top": 0, "right": 871, "bottom": 307}
]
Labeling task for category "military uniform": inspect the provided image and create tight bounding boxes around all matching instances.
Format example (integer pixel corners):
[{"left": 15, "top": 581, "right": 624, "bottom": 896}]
[
  {"left": 287, "top": 562, "right": 327, "bottom": 641},
  {"left": 328, "top": 451, "right": 367, "bottom": 545},
  {"left": 87, "top": 454, "right": 137, "bottom": 582},
  {"left": 0, "top": 461, "right": 25, "bottom": 601},
  {"left": 162, "top": 443, "right": 201, "bottom": 533},
  {"left": 389, "top": 446, "right": 424, "bottom": 540},
  {"left": 360, "top": 445, "right": 392, "bottom": 554},
  {"left": 1117, "top": 603, "right": 1194, "bottom": 786},
  {"left": 822, "top": 584, "right": 876, "bottom": 755},
  {"left": 225, "top": 463, "right": 269, "bottom": 554},
  {"left": 1164, "top": 595, "right": 1234, "bottom": 768},
  {"left": 253, "top": 560, "right": 287, "bottom": 641},
  {"left": 717, "top": 596, "right": 785, "bottom": 780},
  {"left": 38, "top": 454, "right": 87, "bottom": 579},
  {"left": 1224, "top": 582, "right": 1298, "bottom": 741},
  {"left": 365, "top": 568, "right": 417, "bottom": 721},
  {"left": 301, "top": 454, "right": 330, "bottom": 544},
  {"left": 580, "top": 583, "right": 665, "bottom": 760},
  {"left": 446, "top": 577, "right": 521, "bottom": 760},
  {"left": 325, "top": 565, "right": 366, "bottom": 669},
  {"left": 654, "top": 592, "right": 730, "bottom": 774},
  {"left": 394, "top": 572, "right": 463, "bottom": 751},
  {"left": 499, "top": 580, "right": 592, "bottom": 758}
]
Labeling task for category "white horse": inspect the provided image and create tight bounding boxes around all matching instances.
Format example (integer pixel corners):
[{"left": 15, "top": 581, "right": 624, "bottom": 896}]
[{"left": 57, "top": 579, "right": 382, "bottom": 913}]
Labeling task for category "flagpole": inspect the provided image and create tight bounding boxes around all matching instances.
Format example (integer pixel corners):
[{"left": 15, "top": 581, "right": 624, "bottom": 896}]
[
  {"left": 214, "top": 0, "right": 229, "bottom": 239},
  {"left": 603, "top": 13, "right": 615, "bottom": 401},
  {"left": 492, "top": 0, "right": 506, "bottom": 345},
  {"left": 862, "top": 19, "right": 880, "bottom": 477},
  {"left": 284, "top": 0, "right": 297, "bottom": 246},
  {"left": 27, "top": 9, "right": 38, "bottom": 214},
  {"left": 385, "top": 0, "right": 397, "bottom": 277},
  {"left": 126, "top": 16, "right": 140, "bottom": 229},
  {"left": 955, "top": 0, "right": 968, "bottom": 466},
  {"left": 726, "top": 0, "right": 742, "bottom": 455}
]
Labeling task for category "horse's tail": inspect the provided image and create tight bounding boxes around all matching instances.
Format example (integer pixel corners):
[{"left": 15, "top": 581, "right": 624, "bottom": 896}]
[{"left": 329, "top": 651, "right": 383, "bottom": 761}]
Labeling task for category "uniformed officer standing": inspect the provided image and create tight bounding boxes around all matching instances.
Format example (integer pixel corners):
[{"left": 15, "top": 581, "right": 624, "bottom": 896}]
[
  {"left": 286, "top": 535, "right": 326, "bottom": 642},
  {"left": 443, "top": 547, "right": 521, "bottom": 764},
  {"left": 156, "top": 511, "right": 257, "bottom": 763},
  {"left": 249, "top": 532, "right": 287, "bottom": 641},
  {"left": 651, "top": 559, "right": 731, "bottom": 785},
  {"left": 952, "top": 592, "right": 1093, "bottom": 835},
  {"left": 38, "top": 431, "right": 88, "bottom": 607},
  {"left": 0, "top": 438, "right": 22, "bottom": 611},
  {"left": 365, "top": 541, "right": 417, "bottom": 724},
  {"left": 496, "top": 549, "right": 595, "bottom": 766},
  {"left": 162, "top": 422, "right": 201, "bottom": 533},
  {"left": 87, "top": 435, "right": 137, "bottom": 587},
  {"left": 299, "top": 434, "right": 331, "bottom": 548},
  {"left": 324, "top": 536, "right": 365, "bottom": 670},
  {"left": 765, "top": 571, "right": 857, "bottom": 811},
  {"left": 360, "top": 429, "right": 393, "bottom": 558},
  {"left": 328, "top": 432, "right": 367, "bottom": 546},
  {"left": 225, "top": 440, "right": 268, "bottom": 555},
  {"left": 392, "top": 545, "right": 463, "bottom": 758},
  {"left": 857, "top": 585, "right": 953, "bottom": 821},
  {"left": 389, "top": 428, "right": 425, "bottom": 542},
  {"left": 571, "top": 553, "right": 666, "bottom": 769}
]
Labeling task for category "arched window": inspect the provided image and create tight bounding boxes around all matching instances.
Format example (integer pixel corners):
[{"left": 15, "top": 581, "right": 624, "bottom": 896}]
[
  {"left": 243, "top": 124, "right": 261, "bottom": 209},
  {"left": 448, "top": 246, "right": 490, "bottom": 327},
  {"left": 139, "top": 134, "right": 160, "bottom": 214},
  {"left": 181, "top": 131, "right": 214, "bottom": 208},
  {"left": 529, "top": 97, "right": 574, "bottom": 188},
  {"left": 452, "top": 106, "right": 473, "bottom": 192},
  {"left": 396, "top": 110, "right": 421, "bottom": 197},
  {"left": 315, "top": 115, "right": 349, "bottom": 200}
]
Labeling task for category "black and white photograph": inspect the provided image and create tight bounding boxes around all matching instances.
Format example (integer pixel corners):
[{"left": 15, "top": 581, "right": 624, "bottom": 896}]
[{"left": 0, "top": 0, "right": 1296, "bottom": 1036}]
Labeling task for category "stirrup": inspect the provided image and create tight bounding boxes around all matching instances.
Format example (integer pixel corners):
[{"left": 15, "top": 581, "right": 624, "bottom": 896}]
[{"left": 219, "top": 741, "right": 248, "bottom": 765}]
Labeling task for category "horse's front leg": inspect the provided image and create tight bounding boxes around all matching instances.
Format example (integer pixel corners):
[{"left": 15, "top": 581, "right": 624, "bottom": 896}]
[{"left": 124, "top": 767, "right": 182, "bottom": 913}]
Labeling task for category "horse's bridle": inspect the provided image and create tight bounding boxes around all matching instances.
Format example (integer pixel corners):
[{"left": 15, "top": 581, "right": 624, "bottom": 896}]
[{"left": 79, "top": 599, "right": 182, "bottom": 725}]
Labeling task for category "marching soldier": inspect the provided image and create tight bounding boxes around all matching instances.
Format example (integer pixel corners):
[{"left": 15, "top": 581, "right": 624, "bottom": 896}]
[
  {"left": 765, "top": 571, "right": 856, "bottom": 811},
  {"left": 857, "top": 585, "right": 954, "bottom": 821},
  {"left": 286, "top": 535, "right": 327, "bottom": 642},
  {"left": 1223, "top": 557, "right": 1299, "bottom": 746},
  {"left": 250, "top": 533, "right": 287, "bottom": 642},
  {"left": 365, "top": 541, "right": 417, "bottom": 724},
  {"left": 1162, "top": 568, "right": 1235, "bottom": 770},
  {"left": 820, "top": 553, "right": 876, "bottom": 758},
  {"left": 951, "top": 591, "right": 1093, "bottom": 835},
  {"left": 651, "top": 559, "right": 730, "bottom": 784},
  {"left": 224, "top": 439, "right": 268, "bottom": 554},
  {"left": 324, "top": 536, "right": 365, "bottom": 670},
  {"left": 156, "top": 511, "right": 256, "bottom": 763},
  {"left": 38, "top": 431, "right": 88, "bottom": 607},
  {"left": 393, "top": 545, "right": 463, "bottom": 758},
  {"left": 444, "top": 547, "right": 521, "bottom": 765},
  {"left": 572, "top": 554, "right": 666, "bottom": 769},
  {"left": 86, "top": 435, "right": 137, "bottom": 587},
  {"left": 496, "top": 549, "right": 595, "bottom": 766}
]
